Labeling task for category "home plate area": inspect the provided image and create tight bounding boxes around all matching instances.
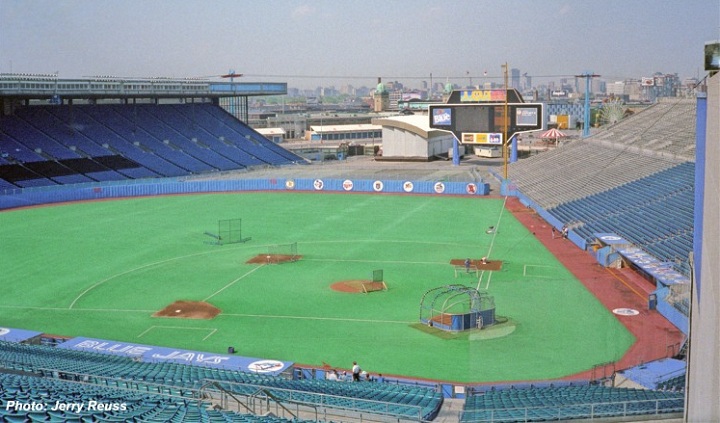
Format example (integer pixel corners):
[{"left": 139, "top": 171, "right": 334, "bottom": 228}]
[
  {"left": 152, "top": 300, "right": 221, "bottom": 319},
  {"left": 330, "top": 280, "right": 387, "bottom": 294},
  {"left": 245, "top": 254, "right": 302, "bottom": 264}
]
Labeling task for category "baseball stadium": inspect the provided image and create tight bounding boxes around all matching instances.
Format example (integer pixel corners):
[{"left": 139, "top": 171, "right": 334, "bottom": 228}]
[{"left": 0, "top": 72, "right": 716, "bottom": 422}]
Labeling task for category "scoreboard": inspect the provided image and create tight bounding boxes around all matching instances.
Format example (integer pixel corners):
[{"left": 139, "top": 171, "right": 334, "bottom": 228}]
[{"left": 429, "top": 102, "right": 544, "bottom": 145}]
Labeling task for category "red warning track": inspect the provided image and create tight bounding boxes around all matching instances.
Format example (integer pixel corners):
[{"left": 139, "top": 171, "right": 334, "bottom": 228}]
[{"left": 506, "top": 197, "right": 685, "bottom": 381}]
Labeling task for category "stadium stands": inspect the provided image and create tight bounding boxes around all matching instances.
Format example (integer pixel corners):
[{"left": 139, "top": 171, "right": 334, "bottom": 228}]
[
  {"left": 590, "top": 99, "right": 696, "bottom": 160},
  {"left": 0, "top": 103, "right": 305, "bottom": 189},
  {"left": 507, "top": 98, "right": 695, "bottom": 277},
  {"left": 549, "top": 162, "right": 694, "bottom": 274},
  {"left": 0, "top": 372, "right": 307, "bottom": 422},
  {"left": 0, "top": 340, "right": 443, "bottom": 421},
  {"left": 460, "top": 385, "right": 684, "bottom": 422}
]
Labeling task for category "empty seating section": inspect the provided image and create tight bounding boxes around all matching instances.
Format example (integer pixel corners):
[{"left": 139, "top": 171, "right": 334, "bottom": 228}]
[
  {"left": 0, "top": 103, "right": 305, "bottom": 189},
  {"left": 188, "top": 104, "right": 302, "bottom": 164},
  {"left": 460, "top": 385, "right": 683, "bottom": 422},
  {"left": 144, "top": 105, "right": 246, "bottom": 171},
  {"left": 508, "top": 141, "right": 682, "bottom": 209},
  {"left": 0, "top": 340, "right": 443, "bottom": 421},
  {"left": 2, "top": 109, "right": 82, "bottom": 160},
  {"left": 0, "top": 372, "right": 307, "bottom": 423},
  {"left": 508, "top": 98, "right": 695, "bottom": 277},
  {"left": 548, "top": 163, "right": 694, "bottom": 274},
  {"left": 590, "top": 99, "right": 696, "bottom": 160}
]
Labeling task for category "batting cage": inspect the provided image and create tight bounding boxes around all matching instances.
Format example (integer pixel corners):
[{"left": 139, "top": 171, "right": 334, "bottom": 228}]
[
  {"left": 419, "top": 285, "right": 496, "bottom": 332},
  {"left": 205, "top": 218, "right": 251, "bottom": 245}
]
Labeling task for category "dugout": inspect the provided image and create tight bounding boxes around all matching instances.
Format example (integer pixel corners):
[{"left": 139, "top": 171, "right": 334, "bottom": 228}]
[{"left": 419, "top": 285, "right": 496, "bottom": 332}]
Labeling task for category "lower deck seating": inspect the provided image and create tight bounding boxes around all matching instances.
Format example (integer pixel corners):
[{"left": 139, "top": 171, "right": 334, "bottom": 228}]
[
  {"left": 460, "top": 385, "right": 683, "bottom": 422},
  {"left": 0, "top": 340, "right": 443, "bottom": 421},
  {"left": 0, "top": 372, "right": 306, "bottom": 423}
]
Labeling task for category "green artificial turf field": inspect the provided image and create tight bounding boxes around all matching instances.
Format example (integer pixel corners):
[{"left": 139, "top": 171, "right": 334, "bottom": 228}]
[{"left": 0, "top": 192, "right": 634, "bottom": 383}]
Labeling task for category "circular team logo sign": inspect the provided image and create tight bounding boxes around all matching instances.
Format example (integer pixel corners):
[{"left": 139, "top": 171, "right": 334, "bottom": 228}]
[
  {"left": 600, "top": 235, "right": 622, "bottom": 241},
  {"left": 403, "top": 181, "right": 414, "bottom": 193},
  {"left": 342, "top": 180, "right": 354, "bottom": 191},
  {"left": 313, "top": 179, "right": 324, "bottom": 190},
  {"left": 466, "top": 183, "right": 477, "bottom": 194},
  {"left": 373, "top": 180, "right": 384, "bottom": 192},
  {"left": 613, "top": 308, "right": 640, "bottom": 316},
  {"left": 433, "top": 182, "right": 445, "bottom": 194},
  {"left": 285, "top": 180, "right": 295, "bottom": 190},
  {"left": 248, "top": 360, "right": 285, "bottom": 374},
  {"left": 0, "top": 328, "right": 10, "bottom": 336}
]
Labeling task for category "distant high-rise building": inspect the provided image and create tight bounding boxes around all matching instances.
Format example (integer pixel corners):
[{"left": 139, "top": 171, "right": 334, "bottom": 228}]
[
  {"left": 607, "top": 81, "right": 625, "bottom": 97},
  {"left": 591, "top": 79, "right": 605, "bottom": 95},
  {"left": 511, "top": 68, "right": 521, "bottom": 90}
]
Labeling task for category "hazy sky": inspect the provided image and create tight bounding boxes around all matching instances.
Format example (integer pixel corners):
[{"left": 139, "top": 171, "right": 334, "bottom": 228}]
[{"left": 1, "top": 0, "right": 719, "bottom": 89}]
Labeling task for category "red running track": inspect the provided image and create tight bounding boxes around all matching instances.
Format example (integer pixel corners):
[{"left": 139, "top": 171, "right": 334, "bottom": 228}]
[{"left": 505, "top": 197, "right": 685, "bottom": 381}]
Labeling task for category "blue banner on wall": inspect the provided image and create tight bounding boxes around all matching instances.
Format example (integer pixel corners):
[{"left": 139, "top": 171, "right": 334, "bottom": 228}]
[
  {"left": 57, "top": 337, "right": 292, "bottom": 375},
  {"left": 0, "top": 327, "right": 43, "bottom": 343}
]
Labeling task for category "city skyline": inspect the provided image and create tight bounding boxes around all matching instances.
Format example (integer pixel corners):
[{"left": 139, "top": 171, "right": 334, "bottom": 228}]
[{"left": 1, "top": 0, "right": 718, "bottom": 90}]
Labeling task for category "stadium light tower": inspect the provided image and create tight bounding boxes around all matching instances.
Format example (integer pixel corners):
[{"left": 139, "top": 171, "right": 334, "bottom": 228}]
[{"left": 575, "top": 72, "right": 600, "bottom": 137}]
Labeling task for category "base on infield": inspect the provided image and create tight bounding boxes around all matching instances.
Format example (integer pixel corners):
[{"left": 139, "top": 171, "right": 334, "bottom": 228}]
[
  {"left": 153, "top": 300, "right": 221, "bottom": 320},
  {"left": 331, "top": 280, "right": 387, "bottom": 293},
  {"left": 450, "top": 258, "right": 503, "bottom": 271}
]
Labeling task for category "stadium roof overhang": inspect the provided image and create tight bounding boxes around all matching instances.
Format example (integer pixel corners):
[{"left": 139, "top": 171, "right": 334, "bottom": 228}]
[
  {"left": 372, "top": 115, "right": 450, "bottom": 139},
  {"left": 0, "top": 74, "right": 287, "bottom": 101}
]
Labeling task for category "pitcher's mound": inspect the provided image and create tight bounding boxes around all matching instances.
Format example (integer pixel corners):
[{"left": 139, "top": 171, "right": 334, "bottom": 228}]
[
  {"left": 153, "top": 300, "right": 220, "bottom": 320},
  {"left": 331, "top": 280, "right": 386, "bottom": 293}
]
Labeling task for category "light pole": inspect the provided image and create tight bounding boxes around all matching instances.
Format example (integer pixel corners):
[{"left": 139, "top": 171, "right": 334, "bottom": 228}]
[
  {"left": 502, "top": 63, "right": 510, "bottom": 180},
  {"left": 576, "top": 72, "right": 600, "bottom": 138}
]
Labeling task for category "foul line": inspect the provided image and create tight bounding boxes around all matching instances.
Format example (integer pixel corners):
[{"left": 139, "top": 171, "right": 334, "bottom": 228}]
[
  {"left": 606, "top": 268, "right": 647, "bottom": 301},
  {"left": 303, "top": 258, "right": 446, "bottom": 265},
  {"left": 0, "top": 304, "right": 154, "bottom": 313},
  {"left": 472, "top": 197, "right": 507, "bottom": 293},
  {"left": 220, "top": 312, "right": 414, "bottom": 325},
  {"left": 203, "top": 265, "right": 265, "bottom": 302},
  {"left": 138, "top": 326, "right": 218, "bottom": 341},
  {"left": 485, "top": 196, "right": 508, "bottom": 260},
  {"left": 68, "top": 249, "right": 228, "bottom": 310}
]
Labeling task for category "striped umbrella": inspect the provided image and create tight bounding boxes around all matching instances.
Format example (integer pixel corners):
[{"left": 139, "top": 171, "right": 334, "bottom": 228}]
[{"left": 539, "top": 128, "right": 567, "bottom": 140}]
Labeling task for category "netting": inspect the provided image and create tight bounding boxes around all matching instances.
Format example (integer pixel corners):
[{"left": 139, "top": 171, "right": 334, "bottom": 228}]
[
  {"left": 218, "top": 218, "right": 251, "bottom": 245},
  {"left": 267, "top": 242, "right": 298, "bottom": 260},
  {"left": 372, "top": 269, "right": 384, "bottom": 282}
]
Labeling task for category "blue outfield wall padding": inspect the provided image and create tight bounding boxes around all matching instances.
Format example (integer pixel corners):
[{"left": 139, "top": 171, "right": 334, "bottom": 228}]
[
  {"left": 0, "top": 177, "right": 488, "bottom": 211},
  {"left": 654, "top": 287, "right": 689, "bottom": 335}
]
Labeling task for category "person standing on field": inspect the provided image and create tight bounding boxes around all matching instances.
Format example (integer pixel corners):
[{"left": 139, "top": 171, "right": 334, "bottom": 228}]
[{"left": 352, "top": 361, "right": 361, "bottom": 382}]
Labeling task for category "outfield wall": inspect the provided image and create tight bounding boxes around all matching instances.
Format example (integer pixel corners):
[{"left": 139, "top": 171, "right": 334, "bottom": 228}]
[{"left": 0, "top": 177, "right": 489, "bottom": 210}]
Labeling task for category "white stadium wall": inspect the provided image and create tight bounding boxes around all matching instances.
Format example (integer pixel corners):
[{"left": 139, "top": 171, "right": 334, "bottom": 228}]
[{"left": 686, "top": 72, "right": 720, "bottom": 422}]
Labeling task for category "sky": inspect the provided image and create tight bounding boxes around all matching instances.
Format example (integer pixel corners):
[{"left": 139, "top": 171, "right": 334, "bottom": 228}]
[{"left": 1, "top": 0, "right": 719, "bottom": 90}]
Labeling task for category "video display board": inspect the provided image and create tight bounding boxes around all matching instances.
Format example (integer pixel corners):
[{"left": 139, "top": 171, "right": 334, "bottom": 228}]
[{"left": 429, "top": 103, "right": 544, "bottom": 144}]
